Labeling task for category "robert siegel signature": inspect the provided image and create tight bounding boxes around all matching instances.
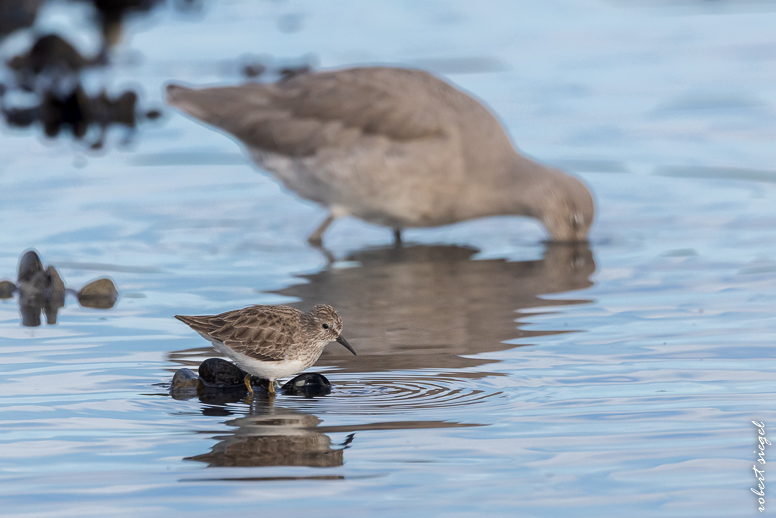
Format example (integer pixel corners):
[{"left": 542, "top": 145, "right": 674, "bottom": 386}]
[{"left": 752, "top": 421, "right": 771, "bottom": 512}]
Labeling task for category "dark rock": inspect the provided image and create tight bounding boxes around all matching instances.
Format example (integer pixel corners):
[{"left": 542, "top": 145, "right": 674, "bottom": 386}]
[
  {"left": 78, "top": 278, "right": 118, "bottom": 308},
  {"left": 171, "top": 368, "right": 198, "bottom": 389},
  {"left": 41, "top": 266, "right": 65, "bottom": 303},
  {"left": 198, "top": 358, "right": 248, "bottom": 387},
  {"left": 18, "top": 250, "right": 43, "bottom": 283},
  {"left": 281, "top": 372, "right": 331, "bottom": 397},
  {"left": 193, "top": 358, "right": 332, "bottom": 396},
  {"left": 18, "top": 265, "right": 65, "bottom": 326},
  {"left": 0, "top": 280, "right": 16, "bottom": 298}
]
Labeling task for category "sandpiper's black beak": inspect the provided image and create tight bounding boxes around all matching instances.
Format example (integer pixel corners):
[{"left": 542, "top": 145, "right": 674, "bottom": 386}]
[{"left": 336, "top": 335, "right": 356, "bottom": 355}]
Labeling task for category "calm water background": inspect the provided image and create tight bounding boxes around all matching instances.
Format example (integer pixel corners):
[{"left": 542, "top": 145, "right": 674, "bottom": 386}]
[{"left": 2, "top": 1, "right": 776, "bottom": 516}]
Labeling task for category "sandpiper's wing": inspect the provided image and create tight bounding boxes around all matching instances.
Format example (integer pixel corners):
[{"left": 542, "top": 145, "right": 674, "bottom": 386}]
[
  {"left": 175, "top": 305, "right": 301, "bottom": 361},
  {"left": 165, "top": 67, "right": 451, "bottom": 157}
]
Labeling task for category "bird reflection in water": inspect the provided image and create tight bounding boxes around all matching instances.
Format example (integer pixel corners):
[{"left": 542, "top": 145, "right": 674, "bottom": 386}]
[
  {"left": 275, "top": 242, "right": 595, "bottom": 372},
  {"left": 168, "top": 242, "right": 594, "bottom": 377},
  {"left": 185, "top": 398, "right": 353, "bottom": 469}
]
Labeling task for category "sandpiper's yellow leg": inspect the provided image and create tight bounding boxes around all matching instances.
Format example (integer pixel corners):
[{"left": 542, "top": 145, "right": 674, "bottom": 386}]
[
  {"left": 268, "top": 381, "right": 276, "bottom": 395},
  {"left": 244, "top": 374, "right": 254, "bottom": 396}
]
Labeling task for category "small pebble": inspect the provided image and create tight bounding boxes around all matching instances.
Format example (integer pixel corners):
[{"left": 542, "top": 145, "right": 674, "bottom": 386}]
[
  {"left": 0, "top": 280, "right": 16, "bottom": 298},
  {"left": 78, "top": 278, "right": 118, "bottom": 308},
  {"left": 171, "top": 368, "right": 198, "bottom": 389},
  {"left": 281, "top": 372, "right": 331, "bottom": 397}
]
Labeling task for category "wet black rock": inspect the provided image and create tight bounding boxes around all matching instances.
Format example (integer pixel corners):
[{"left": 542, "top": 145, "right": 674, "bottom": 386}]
[
  {"left": 281, "top": 372, "right": 331, "bottom": 397},
  {"left": 171, "top": 368, "right": 198, "bottom": 389},
  {"left": 198, "top": 358, "right": 252, "bottom": 388},
  {"left": 78, "top": 278, "right": 118, "bottom": 308},
  {"left": 178, "top": 358, "right": 333, "bottom": 398},
  {"left": 0, "top": 280, "right": 17, "bottom": 299}
]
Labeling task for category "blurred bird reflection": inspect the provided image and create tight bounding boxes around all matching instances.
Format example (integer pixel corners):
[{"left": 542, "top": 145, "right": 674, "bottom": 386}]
[
  {"left": 168, "top": 243, "right": 594, "bottom": 382},
  {"left": 277, "top": 243, "right": 595, "bottom": 372},
  {"left": 185, "top": 404, "right": 350, "bottom": 468}
]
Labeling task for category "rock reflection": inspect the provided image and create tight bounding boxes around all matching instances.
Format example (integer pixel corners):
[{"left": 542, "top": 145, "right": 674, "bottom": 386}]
[
  {"left": 185, "top": 403, "right": 351, "bottom": 468},
  {"left": 277, "top": 243, "right": 595, "bottom": 372}
]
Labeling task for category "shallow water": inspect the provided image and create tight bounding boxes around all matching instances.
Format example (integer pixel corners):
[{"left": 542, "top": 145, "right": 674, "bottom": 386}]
[{"left": 2, "top": 1, "right": 776, "bottom": 516}]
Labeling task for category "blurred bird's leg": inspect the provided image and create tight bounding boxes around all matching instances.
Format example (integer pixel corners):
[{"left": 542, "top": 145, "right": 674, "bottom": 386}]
[
  {"left": 393, "top": 228, "right": 403, "bottom": 246},
  {"left": 308, "top": 213, "right": 335, "bottom": 245}
]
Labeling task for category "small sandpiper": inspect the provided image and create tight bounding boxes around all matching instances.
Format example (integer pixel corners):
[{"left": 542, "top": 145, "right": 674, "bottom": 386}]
[{"left": 175, "top": 304, "right": 355, "bottom": 395}]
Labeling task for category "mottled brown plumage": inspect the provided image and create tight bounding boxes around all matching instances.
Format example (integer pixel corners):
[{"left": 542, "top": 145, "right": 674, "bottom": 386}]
[{"left": 175, "top": 304, "right": 355, "bottom": 394}]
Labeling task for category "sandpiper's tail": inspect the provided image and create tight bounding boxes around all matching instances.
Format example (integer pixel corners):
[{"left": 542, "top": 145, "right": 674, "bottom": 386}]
[{"left": 174, "top": 314, "right": 215, "bottom": 334}]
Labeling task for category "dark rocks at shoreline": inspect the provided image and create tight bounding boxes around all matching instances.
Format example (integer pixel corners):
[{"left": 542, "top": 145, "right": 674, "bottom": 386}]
[{"left": 169, "top": 358, "right": 332, "bottom": 399}]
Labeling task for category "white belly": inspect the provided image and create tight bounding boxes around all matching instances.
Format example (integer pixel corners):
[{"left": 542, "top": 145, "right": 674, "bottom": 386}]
[{"left": 203, "top": 336, "right": 316, "bottom": 381}]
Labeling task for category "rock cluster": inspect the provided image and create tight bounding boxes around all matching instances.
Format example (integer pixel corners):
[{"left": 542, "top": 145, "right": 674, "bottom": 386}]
[
  {"left": 171, "top": 358, "right": 332, "bottom": 399},
  {"left": 0, "top": 250, "right": 118, "bottom": 326}
]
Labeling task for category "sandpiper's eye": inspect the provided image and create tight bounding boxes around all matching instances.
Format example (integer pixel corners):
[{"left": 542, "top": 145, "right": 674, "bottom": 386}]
[{"left": 322, "top": 323, "right": 329, "bottom": 329}]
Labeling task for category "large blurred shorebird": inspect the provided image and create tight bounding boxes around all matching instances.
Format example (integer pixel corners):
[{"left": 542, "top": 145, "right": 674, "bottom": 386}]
[
  {"left": 166, "top": 66, "right": 594, "bottom": 244},
  {"left": 175, "top": 304, "right": 355, "bottom": 395}
]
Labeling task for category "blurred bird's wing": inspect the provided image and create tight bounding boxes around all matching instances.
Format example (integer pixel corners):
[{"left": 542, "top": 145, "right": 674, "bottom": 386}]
[{"left": 166, "top": 67, "right": 451, "bottom": 157}]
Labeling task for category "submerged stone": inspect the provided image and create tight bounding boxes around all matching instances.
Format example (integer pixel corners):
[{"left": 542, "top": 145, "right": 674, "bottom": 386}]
[
  {"left": 281, "top": 372, "right": 331, "bottom": 397},
  {"left": 171, "top": 368, "right": 198, "bottom": 389},
  {"left": 194, "top": 358, "right": 330, "bottom": 396}
]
